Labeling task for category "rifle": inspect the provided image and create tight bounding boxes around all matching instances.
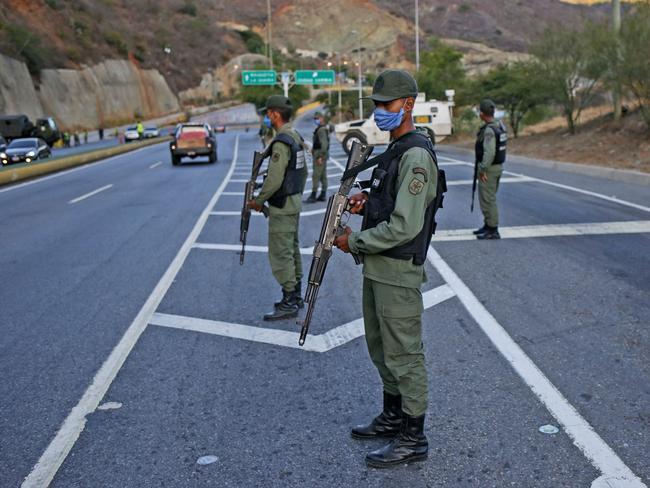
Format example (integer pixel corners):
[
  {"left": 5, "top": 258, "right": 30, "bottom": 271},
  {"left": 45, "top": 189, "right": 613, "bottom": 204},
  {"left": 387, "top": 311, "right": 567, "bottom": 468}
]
[
  {"left": 470, "top": 160, "right": 478, "bottom": 212},
  {"left": 240, "top": 150, "right": 269, "bottom": 265},
  {"left": 298, "top": 141, "right": 374, "bottom": 346}
]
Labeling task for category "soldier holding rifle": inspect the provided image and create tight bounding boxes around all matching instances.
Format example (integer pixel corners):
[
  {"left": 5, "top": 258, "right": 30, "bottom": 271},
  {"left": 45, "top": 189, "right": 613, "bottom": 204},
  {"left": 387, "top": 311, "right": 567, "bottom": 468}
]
[{"left": 333, "top": 70, "right": 443, "bottom": 468}]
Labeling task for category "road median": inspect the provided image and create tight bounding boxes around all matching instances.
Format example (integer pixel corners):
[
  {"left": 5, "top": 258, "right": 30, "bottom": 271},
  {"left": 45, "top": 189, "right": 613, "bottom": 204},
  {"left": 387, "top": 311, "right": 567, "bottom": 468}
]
[{"left": 0, "top": 136, "right": 171, "bottom": 187}]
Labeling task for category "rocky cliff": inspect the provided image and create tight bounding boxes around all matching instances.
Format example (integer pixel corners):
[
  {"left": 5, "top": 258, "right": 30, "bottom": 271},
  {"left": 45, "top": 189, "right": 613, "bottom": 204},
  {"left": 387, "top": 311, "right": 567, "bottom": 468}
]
[{"left": 0, "top": 54, "right": 179, "bottom": 130}]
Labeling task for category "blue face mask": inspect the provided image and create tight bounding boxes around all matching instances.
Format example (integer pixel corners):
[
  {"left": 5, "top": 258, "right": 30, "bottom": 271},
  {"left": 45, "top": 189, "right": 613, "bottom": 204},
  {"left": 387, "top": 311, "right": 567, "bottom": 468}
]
[
  {"left": 313, "top": 118, "right": 321, "bottom": 127},
  {"left": 373, "top": 102, "right": 406, "bottom": 131},
  {"left": 263, "top": 115, "right": 272, "bottom": 128}
]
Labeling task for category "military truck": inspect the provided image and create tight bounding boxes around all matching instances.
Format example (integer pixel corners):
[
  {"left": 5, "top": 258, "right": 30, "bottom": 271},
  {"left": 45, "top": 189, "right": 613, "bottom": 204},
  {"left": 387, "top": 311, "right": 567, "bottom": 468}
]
[
  {"left": 0, "top": 115, "right": 61, "bottom": 146},
  {"left": 334, "top": 91, "right": 455, "bottom": 154}
]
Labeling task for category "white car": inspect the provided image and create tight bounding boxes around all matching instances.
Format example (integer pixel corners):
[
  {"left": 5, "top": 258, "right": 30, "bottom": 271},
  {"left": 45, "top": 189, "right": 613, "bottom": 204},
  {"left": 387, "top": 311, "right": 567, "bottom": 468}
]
[
  {"left": 335, "top": 92, "right": 455, "bottom": 154},
  {"left": 124, "top": 126, "right": 140, "bottom": 142},
  {"left": 143, "top": 126, "right": 160, "bottom": 138}
]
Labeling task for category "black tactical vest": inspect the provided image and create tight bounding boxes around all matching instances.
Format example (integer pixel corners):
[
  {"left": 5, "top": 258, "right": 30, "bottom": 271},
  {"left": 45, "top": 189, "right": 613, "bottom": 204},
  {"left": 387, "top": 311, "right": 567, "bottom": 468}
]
[
  {"left": 361, "top": 131, "right": 447, "bottom": 266},
  {"left": 312, "top": 126, "right": 323, "bottom": 151},
  {"left": 475, "top": 121, "right": 507, "bottom": 165},
  {"left": 266, "top": 132, "right": 307, "bottom": 208}
]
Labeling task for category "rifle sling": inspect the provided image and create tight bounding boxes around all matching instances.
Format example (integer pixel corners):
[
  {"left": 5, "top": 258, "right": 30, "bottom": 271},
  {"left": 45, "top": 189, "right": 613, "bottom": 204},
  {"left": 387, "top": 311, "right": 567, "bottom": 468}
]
[{"left": 340, "top": 148, "right": 398, "bottom": 182}]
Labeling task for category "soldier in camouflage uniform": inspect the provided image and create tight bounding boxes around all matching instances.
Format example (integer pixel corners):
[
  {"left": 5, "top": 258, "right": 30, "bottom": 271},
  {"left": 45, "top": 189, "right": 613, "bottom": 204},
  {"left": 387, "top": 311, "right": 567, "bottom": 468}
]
[
  {"left": 305, "top": 111, "right": 330, "bottom": 203},
  {"left": 248, "top": 95, "right": 308, "bottom": 320},
  {"left": 335, "top": 70, "right": 440, "bottom": 468},
  {"left": 474, "top": 99, "right": 507, "bottom": 240}
]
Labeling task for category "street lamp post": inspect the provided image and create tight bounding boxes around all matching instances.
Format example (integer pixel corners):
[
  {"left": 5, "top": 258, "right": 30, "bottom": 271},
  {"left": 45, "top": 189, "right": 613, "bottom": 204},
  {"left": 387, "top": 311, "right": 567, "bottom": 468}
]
[
  {"left": 337, "top": 52, "right": 342, "bottom": 123},
  {"left": 351, "top": 30, "right": 363, "bottom": 119},
  {"left": 415, "top": 0, "right": 420, "bottom": 72},
  {"left": 267, "top": 0, "right": 273, "bottom": 70}
]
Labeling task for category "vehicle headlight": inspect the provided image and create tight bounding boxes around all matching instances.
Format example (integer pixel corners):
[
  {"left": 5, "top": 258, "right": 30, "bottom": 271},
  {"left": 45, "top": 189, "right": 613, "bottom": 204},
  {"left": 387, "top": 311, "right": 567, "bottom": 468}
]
[
  {"left": 171, "top": 145, "right": 176, "bottom": 150},
  {"left": 27, "top": 151, "right": 36, "bottom": 157},
  {"left": 0, "top": 152, "right": 6, "bottom": 159}
]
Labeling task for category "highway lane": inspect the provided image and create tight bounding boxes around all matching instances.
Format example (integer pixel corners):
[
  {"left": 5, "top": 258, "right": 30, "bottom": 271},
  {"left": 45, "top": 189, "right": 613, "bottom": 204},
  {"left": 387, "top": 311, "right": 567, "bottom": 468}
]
[
  {"left": 0, "top": 133, "right": 236, "bottom": 488},
  {"left": 2, "top": 111, "right": 649, "bottom": 487}
]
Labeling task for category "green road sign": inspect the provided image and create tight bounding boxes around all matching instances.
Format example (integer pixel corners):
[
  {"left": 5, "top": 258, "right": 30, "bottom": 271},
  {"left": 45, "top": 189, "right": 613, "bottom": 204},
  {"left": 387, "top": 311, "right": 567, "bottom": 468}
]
[
  {"left": 241, "top": 70, "right": 277, "bottom": 86},
  {"left": 295, "top": 70, "right": 336, "bottom": 85}
]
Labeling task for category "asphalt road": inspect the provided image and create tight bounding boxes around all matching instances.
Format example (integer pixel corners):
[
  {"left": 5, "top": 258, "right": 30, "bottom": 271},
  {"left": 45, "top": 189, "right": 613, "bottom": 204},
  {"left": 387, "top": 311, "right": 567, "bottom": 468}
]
[{"left": 0, "top": 107, "right": 648, "bottom": 488}]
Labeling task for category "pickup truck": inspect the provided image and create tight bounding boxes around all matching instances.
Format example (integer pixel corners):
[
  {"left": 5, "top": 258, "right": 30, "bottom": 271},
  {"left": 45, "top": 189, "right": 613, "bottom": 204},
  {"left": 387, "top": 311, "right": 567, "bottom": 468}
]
[{"left": 170, "top": 123, "right": 217, "bottom": 165}]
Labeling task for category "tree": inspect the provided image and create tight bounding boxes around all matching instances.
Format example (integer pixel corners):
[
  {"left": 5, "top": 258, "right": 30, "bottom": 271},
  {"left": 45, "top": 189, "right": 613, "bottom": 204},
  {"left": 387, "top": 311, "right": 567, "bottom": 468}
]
[
  {"left": 416, "top": 38, "right": 468, "bottom": 105},
  {"left": 475, "top": 62, "right": 551, "bottom": 138},
  {"left": 531, "top": 24, "right": 609, "bottom": 134},
  {"left": 618, "top": 4, "right": 650, "bottom": 129}
]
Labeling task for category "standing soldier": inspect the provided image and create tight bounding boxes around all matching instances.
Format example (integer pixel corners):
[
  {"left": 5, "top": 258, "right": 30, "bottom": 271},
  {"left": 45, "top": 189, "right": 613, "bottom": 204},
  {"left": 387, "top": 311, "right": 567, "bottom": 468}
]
[
  {"left": 334, "top": 70, "right": 442, "bottom": 468},
  {"left": 473, "top": 99, "right": 507, "bottom": 240},
  {"left": 305, "top": 111, "right": 330, "bottom": 203},
  {"left": 247, "top": 95, "right": 308, "bottom": 321}
]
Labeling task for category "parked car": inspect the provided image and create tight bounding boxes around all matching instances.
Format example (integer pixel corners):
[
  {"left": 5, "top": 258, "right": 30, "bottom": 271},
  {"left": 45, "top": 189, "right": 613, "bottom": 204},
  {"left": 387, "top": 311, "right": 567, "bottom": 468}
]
[
  {"left": 1, "top": 138, "right": 51, "bottom": 165},
  {"left": 0, "top": 135, "right": 6, "bottom": 153},
  {"left": 143, "top": 126, "right": 160, "bottom": 138},
  {"left": 124, "top": 126, "right": 140, "bottom": 142},
  {"left": 170, "top": 123, "right": 217, "bottom": 165}
]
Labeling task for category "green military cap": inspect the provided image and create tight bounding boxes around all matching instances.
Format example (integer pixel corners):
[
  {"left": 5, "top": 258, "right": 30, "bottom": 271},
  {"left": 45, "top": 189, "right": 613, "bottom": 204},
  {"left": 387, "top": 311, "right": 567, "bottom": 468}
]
[
  {"left": 479, "top": 99, "right": 496, "bottom": 115},
  {"left": 263, "top": 95, "right": 292, "bottom": 110},
  {"left": 314, "top": 111, "right": 324, "bottom": 117},
  {"left": 363, "top": 69, "right": 418, "bottom": 102}
]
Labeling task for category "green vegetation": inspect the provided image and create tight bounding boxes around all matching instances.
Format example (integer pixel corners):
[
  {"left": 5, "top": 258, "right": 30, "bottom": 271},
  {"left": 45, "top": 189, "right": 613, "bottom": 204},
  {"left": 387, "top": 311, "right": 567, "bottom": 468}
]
[
  {"left": 416, "top": 38, "right": 470, "bottom": 106},
  {"left": 317, "top": 89, "right": 374, "bottom": 120},
  {"left": 239, "top": 85, "right": 311, "bottom": 114},
  {"left": 238, "top": 31, "right": 266, "bottom": 55},
  {"left": 103, "top": 31, "right": 128, "bottom": 57},
  {"left": 178, "top": 1, "right": 198, "bottom": 17},
  {"left": 1, "top": 23, "right": 52, "bottom": 75}
]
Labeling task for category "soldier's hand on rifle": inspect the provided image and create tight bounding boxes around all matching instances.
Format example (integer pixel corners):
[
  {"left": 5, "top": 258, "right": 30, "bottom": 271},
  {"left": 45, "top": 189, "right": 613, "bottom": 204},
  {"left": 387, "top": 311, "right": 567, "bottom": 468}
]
[
  {"left": 348, "top": 192, "right": 368, "bottom": 214},
  {"left": 334, "top": 226, "right": 353, "bottom": 253},
  {"left": 479, "top": 172, "right": 488, "bottom": 183},
  {"left": 247, "top": 200, "right": 263, "bottom": 212}
]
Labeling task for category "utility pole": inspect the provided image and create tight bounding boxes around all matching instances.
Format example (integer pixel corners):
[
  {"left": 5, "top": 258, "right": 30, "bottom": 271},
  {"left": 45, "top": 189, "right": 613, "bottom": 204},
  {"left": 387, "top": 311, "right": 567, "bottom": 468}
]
[
  {"left": 612, "top": 0, "right": 622, "bottom": 121},
  {"left": 267, "top": 0, "right": 274, "bottom": 70},
  {"left": 352, "top": 30, "right": 363, "bottom": 119},
  {"left": 415, "top": 0, "right": 420, "bottom": 72},
  {"left": 337, "top": 52, "right": 342, "bottom": 123}
]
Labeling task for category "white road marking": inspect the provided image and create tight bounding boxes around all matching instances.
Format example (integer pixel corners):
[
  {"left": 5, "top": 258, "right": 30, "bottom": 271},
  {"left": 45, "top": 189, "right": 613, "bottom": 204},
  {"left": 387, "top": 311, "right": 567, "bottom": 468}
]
[
  {"left": 229, "top": 179, "right": 249, "bottom": 183},
  {"left": 445, "top": 176, "right": 533, "bottom": 186},
  {"left": 211, "top": 207, "right": 327, "bottom": 217},
  {"left": 194, "top": 242, "right": 313, "bottom": 254},
  {"left": 221, "top": 184, "right": 342, "bottom": 197},
  {"left": 426, "top": 246, "right": 646, "bottom": 488},
  {"left": 435, "top": 220, "right": 650, "bottom": 241},
  {"left": 68, "top": 184, "right": 113, "bottom": 204},
  {"left": 149, "top": 161, "right": 162, "bottom": 169},
  {"left": 21, "top": 136, "right": 240, "bottom": 488},
  {"left": 440, "top": 156, "right": 650, "bottom": 214},
  {"left": 0, "top": 142, "right": 166, "bottom": 195},
  {"left": 149, "top": 284, "right": 455, "bottom": 353}
]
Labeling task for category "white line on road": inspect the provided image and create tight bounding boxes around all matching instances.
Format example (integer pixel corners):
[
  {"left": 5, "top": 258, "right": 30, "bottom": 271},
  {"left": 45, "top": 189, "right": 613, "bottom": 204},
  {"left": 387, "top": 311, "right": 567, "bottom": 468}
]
[
  {"left": 150, "top": 284, "right": 455, "bottom": 353},
  {"left": 149, "top": 161, "right": 162, "bottom": 169},
  {"left": 442, "top": 176, "right": 534, "bottom": 186},
  {"left": 68, "top": 184, "right": 113, "bottom": 204},
  {"left": 221, "top": 184, "right": 342, "bottom": 197},
  {"left": 426, "top": 246, "right": 646, "bottom": 488},
  {"left": 22, "top": 136, "right": 240, "bottom": 488},
  {"left": 440, "top": 156, "right": 650, "bottom": 214},
  {"left": 194, "top": 242, "right": 314, "bottom": 255},
  {"left": 211, "top": 207, "right": 328, "bottom": 217},
  {"left": 435, "top": 220, "right": 650, "bottom": 241}
]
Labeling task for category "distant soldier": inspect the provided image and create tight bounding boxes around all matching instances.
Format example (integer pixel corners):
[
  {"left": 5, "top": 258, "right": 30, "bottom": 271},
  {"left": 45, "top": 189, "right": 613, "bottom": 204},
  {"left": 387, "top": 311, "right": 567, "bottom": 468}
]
[
  {"left": 247, "top": 95, "right": 308, "bottom": 321},
  {"left": 136, "top": 121, "right": 145, "bottom": 140},
  {"left": 305, "top": 111, "right": 330, "bottom": 203},
  {"left": 73, "top": 132, "right": 80, "bottom": 146},
  {"left": 83, "top": 130, "right": 88, "bottom": 144},
  {"left": 63, "top": 132, "right": 70, "bottom": 148},
  {"left": 473, "top": 99, "right": 507, "bottom": 240},
  {"left": 98, "top": 127, "right": 104, "bottom": 140}
]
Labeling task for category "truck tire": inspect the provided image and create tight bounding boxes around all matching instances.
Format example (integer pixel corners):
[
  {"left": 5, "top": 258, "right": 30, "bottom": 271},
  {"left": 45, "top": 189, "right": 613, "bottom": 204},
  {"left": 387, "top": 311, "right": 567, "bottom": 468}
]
[
  {"left": 209, "top": 150, "right": 217, "bottom": 164},
  {"left": 171, "top": 154, "right": 181, "bottom": 166},
  {"left": 342, "top": 131, "right": 367, "bottom": 155}
]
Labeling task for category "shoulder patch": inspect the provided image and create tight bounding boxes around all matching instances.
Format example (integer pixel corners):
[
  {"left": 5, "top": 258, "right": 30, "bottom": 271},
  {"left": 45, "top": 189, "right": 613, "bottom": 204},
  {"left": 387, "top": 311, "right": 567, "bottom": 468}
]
[
  {"left": 412, "top": 167, "right": 428, "bottom": 182},
  {"left": 408, "top": 177, "right": 425, "bottom": 195},
  {"left": 272, "top": 152, "right": 280, "bottom": 162}
]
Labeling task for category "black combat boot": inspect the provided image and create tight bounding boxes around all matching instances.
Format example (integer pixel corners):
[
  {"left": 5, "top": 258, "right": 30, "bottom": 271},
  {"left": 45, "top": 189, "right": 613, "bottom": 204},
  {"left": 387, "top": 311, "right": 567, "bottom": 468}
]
[
  {"left": 473, "top": 225, "right": 488, "bottom": 235},
  {"left": 476, "top": 226, "right": 501, "bottom": 240},
  {"left": 351, "top": 392, "right": 402, "bottom": 439},
  {"left": 317, "top": 191, "right": 327, "bottom": 202},
  {"left": 274, "top": 283, "right": 304, "bottom": 309},
  {"left": 264, "top": 290, "right": 299, "bottom": 321},
  {"left": 365, "top": 414, "right": 428, "bottom": 468},
  {"left": 305, "top": 192, "right": 317, "bottom": 204}
]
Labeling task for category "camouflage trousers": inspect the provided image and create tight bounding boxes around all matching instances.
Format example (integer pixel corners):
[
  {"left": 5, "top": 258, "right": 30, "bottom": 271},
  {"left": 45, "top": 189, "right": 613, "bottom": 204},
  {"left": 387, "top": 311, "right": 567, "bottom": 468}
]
[
  {"left": 311, "top": 157, "right": 328, "bottom": 193},
  {"left": 479, "top": 164, "right": 503, "bottom": 228},
  {"left": 362, "top": 277, "right": 427, "bottom": 416},
  {"left": 268, "top": 213, "right": 302, "bottom": 292}
]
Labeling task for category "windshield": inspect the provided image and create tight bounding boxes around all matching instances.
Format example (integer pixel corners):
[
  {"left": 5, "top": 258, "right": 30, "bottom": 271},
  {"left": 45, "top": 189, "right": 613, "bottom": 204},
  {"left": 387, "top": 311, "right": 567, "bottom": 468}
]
[
  {"left": 126, "top": 126, "right": 137, "bottom": 131},
  {"left": 8, "top": 140, "right": 36, "bottom": 149},
  {"left": 180, "top": 126, "right": 208, "bottom": 136}
]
